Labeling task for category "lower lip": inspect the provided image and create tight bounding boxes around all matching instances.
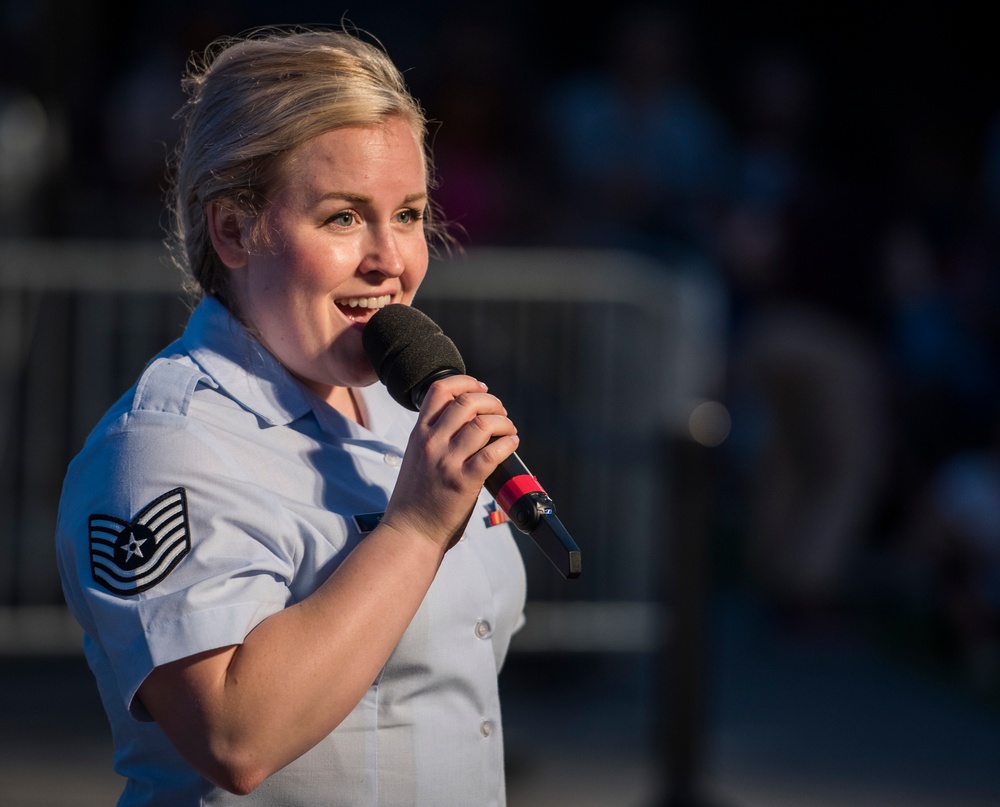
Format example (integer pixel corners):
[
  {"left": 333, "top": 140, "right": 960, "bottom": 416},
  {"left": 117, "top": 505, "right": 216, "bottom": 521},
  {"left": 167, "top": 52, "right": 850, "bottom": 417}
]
[{"left": 339, "top": 308, "right": 390, "bottom": 332}]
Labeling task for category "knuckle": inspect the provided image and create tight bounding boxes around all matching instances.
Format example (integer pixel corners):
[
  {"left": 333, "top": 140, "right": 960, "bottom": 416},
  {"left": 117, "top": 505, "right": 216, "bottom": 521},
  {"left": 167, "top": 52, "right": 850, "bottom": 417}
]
[{"left": 469, "top": 414, "right": 491, "bottom": 435}]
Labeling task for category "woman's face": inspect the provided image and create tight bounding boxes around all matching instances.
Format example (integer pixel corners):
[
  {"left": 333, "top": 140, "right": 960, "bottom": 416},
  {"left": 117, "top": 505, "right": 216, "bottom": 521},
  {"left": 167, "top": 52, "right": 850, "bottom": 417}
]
[{"left": 230, "top": 116, "right": 429, "bottom": 403}]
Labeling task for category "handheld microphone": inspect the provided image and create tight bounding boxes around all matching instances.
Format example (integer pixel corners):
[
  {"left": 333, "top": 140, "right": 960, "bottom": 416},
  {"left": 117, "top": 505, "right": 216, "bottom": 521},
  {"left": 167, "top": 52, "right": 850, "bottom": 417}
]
[{"left": 363, "top": 304, "right": 581, "bottom": 579}]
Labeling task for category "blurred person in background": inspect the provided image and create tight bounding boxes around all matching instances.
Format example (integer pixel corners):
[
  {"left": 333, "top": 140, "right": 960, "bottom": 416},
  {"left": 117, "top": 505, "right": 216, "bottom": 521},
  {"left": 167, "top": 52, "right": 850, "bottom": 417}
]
[
  {"left": 539, "top": 3, "right": 737, "bottom": 262},
  {"left": 872, "top": 214, "right": 1000, "bottom": 694},
  {"left": 719, "top": 45, "right": 889, "bottom": 628},
  {"left": 417, "top": 7, "right": 528, "bottom": 246},
  {"left": 890, "top": 420, "right": 1000, "bottom": 694},
  {"left": 55, "top": 26, "right": 527, "bottom": 806}
]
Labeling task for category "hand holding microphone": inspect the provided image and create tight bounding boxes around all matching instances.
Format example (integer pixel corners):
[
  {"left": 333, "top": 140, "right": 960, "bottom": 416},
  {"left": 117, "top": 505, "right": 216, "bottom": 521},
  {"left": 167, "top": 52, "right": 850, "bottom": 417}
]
[{"left": 363, "top": 304, "right": 581, "bottom": 579}]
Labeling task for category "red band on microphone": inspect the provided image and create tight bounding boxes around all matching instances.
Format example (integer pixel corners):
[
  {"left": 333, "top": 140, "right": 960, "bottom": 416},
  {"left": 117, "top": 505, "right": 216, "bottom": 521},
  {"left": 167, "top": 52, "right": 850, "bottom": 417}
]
[{"left": 495, "top": 474, "right": 546, "bottom": 513}]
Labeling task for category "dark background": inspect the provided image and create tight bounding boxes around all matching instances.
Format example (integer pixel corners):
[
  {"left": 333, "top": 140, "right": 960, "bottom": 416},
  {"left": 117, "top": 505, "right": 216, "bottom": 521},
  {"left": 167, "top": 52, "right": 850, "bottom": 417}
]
[
  {"left": 6, "top": 1, "right": 1000, "bottom": 241},
  {"left": 4, "top": 2, "right": 1000, "bottom": 804}
]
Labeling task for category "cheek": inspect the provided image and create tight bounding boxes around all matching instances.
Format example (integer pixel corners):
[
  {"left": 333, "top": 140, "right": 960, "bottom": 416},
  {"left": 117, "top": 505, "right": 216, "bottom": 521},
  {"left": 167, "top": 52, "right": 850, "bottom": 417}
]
[
  {"left": 403, "top": 240, "right": 430, "bottom": 287},
  {"left": 279, "top": 245, "right": 357, "bottom": 303},
  {"left": 245, "top": 263, "right": 324, "bottom": 336}
]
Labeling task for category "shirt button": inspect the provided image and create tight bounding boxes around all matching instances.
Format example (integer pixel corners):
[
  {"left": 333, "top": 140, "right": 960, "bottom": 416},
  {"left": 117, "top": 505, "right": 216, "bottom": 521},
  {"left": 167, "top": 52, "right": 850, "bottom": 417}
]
[
  {"left": 480, "top": 719, "right": 493, "bottom": 738},
  {"left": 383, "top": 451, "right": 401, "bottom": 467},
  {"left": 475, "top": 620, "right": 492, "bottom": 639}
]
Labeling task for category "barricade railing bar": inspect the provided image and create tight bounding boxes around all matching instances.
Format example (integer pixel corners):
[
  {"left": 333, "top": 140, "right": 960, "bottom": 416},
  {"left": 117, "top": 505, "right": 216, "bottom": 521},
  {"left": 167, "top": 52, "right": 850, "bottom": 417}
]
[{"left": 0, "top": 241, "right": 728, "bottom": 654}]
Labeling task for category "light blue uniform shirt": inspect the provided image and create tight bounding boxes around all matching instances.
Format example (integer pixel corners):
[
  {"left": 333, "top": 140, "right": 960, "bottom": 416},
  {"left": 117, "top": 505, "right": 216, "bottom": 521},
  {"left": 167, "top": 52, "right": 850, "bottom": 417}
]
[{"left": 55, "top": 296, "right": 527, "bottom": 806}]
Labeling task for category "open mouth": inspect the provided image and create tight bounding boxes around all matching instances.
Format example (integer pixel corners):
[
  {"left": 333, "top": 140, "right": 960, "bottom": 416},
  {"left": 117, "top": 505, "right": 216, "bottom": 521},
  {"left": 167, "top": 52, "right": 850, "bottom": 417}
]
[{"left": 336, "top": 294, "right": 392, "bottom": 322}]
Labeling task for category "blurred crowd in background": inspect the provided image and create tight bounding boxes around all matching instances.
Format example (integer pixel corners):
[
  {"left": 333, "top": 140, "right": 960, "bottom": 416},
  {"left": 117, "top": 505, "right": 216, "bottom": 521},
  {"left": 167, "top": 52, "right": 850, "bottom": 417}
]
[{"left": 4, "top": 1, "right": 1000, "bottom": 700}]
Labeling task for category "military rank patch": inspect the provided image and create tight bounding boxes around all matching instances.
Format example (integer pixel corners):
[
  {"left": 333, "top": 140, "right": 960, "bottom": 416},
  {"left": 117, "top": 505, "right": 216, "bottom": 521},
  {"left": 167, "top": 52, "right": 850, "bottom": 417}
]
[{"left": 89, "top": 488, "right": 191, "bottom": 596}]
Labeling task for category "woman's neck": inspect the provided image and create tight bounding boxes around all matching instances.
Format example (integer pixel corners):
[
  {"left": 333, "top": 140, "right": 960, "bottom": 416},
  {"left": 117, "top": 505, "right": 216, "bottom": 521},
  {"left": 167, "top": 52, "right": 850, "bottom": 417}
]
[{"left": 328, "top": 385, "right": 364, "bottom": 426}]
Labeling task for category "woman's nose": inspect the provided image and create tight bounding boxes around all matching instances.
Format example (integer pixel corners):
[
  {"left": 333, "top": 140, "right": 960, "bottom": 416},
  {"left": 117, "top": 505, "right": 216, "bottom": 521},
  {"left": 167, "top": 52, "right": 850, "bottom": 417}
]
[{"left": 361, "top": 226, "right": 405, "bottom": 277}]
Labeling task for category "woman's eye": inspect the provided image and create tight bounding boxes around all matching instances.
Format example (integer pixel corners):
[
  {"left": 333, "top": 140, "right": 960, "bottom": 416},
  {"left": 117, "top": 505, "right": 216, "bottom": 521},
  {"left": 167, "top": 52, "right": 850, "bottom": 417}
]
[
  {"left": 328, "top": 212, "right": 356, "bottom": 227},
  {"left": 396, "top": 208, "right": 424, "bottom": 225}
]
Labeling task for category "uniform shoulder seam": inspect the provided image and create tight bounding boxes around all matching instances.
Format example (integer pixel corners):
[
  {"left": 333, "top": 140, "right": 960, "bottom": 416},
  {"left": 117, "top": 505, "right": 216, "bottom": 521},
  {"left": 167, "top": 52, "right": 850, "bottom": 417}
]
[{"left": 132, "top": 357, "right": 216, "bottom": 416}]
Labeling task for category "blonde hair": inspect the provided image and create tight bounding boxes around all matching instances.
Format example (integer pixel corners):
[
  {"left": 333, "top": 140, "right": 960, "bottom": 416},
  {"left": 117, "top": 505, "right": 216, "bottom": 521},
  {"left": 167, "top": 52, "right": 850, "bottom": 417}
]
[{"left": 166, "top": 26, "right": 443, "bottom": 308}]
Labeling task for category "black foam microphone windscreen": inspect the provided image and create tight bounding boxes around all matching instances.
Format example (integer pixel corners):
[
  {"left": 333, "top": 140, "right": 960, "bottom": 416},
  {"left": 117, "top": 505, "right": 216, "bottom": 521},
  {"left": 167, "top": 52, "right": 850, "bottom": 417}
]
[{"left": 362, "top": 305, "right": 465, "bottom": 411}]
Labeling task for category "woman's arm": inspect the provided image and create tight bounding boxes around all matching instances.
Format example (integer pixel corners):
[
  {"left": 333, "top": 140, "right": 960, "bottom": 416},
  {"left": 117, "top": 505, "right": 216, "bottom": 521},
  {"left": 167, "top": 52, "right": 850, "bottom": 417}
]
[{"left": 136, "top": 375, "right": 518, "bottom": 794}]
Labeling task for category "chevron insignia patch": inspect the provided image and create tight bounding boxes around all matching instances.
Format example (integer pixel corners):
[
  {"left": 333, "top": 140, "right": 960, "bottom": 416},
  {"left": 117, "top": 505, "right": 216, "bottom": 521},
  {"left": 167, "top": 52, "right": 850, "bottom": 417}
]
[{"left": 89, "top": 488, "right": 192, "bottom": 596}]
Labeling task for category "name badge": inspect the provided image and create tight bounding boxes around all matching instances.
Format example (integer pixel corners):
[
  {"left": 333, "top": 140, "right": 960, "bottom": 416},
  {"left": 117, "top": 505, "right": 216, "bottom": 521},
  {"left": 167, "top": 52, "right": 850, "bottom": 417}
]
[{"left": 353, "top": 512, "right": 385, "bottom": 534}]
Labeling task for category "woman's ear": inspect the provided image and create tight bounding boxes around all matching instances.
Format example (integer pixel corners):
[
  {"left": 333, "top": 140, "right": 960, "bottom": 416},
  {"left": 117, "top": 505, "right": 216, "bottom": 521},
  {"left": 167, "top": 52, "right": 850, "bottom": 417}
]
[{"left": 206, "top": 200, "right": 250, "bottom": 269}]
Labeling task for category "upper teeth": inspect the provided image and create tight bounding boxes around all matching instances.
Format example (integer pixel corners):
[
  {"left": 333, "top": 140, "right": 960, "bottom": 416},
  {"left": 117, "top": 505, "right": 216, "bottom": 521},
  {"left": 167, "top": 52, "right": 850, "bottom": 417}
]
[{"left": 340, "top": 294, "right": 391, "bottom": 309}]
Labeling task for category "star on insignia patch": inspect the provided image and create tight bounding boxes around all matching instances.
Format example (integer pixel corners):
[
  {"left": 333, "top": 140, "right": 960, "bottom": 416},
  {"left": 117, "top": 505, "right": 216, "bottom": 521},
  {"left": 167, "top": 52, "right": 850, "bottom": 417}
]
[{"left": 89, "top": 488, "right": 191, "bottom": 596}]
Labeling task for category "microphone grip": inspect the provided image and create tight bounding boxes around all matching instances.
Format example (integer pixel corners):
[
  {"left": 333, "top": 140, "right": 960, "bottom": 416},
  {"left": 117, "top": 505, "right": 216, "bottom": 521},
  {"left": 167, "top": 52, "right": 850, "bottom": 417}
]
[
  {"left": 484, "top": 452, "right": 551, "bottom": 533},
  {"left": 485, "top": 453, "right": 582, "bottom": 580}
]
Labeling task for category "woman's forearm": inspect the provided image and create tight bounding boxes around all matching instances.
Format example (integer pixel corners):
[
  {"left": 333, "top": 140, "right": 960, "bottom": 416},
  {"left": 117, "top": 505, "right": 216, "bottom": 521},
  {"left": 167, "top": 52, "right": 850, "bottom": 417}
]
[{"left": 138, "top": 520, "right": 445, "bottom": 793}]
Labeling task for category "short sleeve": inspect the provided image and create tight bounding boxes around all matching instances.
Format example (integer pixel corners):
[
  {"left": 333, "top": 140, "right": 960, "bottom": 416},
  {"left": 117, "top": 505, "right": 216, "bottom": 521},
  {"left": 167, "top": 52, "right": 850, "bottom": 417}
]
[{"left": 57, "top": 405, "right": 298, "bottom": 719}]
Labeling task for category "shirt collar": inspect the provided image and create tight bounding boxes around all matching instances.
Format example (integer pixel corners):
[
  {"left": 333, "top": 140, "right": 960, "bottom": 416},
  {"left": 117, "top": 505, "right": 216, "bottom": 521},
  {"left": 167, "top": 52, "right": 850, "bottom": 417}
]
[
  {"left": 180, "top": 297, "right": 416, "bottom": 443},
  {"left": 353, "top": 382, "right": 418, "bottom": 446},
  {"left": 298, "top": 373, "right": 416, "bottom": 447},
  {"left": 182, "top": 296, "right": 312, "bottom": 426}
]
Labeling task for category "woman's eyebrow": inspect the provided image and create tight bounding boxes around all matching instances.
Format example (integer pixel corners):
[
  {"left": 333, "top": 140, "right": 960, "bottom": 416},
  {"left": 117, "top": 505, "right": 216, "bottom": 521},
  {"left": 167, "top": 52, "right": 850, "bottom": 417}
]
[{"left": 315, "top": 191, "right": 428, "bottom": 205}]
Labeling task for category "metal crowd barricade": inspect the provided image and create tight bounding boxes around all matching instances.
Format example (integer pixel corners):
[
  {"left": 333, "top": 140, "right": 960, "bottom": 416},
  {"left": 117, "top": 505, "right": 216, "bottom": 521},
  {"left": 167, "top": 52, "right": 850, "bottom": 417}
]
[{"left": 0, "top": 241, "right": 728, "bottom": 655}]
